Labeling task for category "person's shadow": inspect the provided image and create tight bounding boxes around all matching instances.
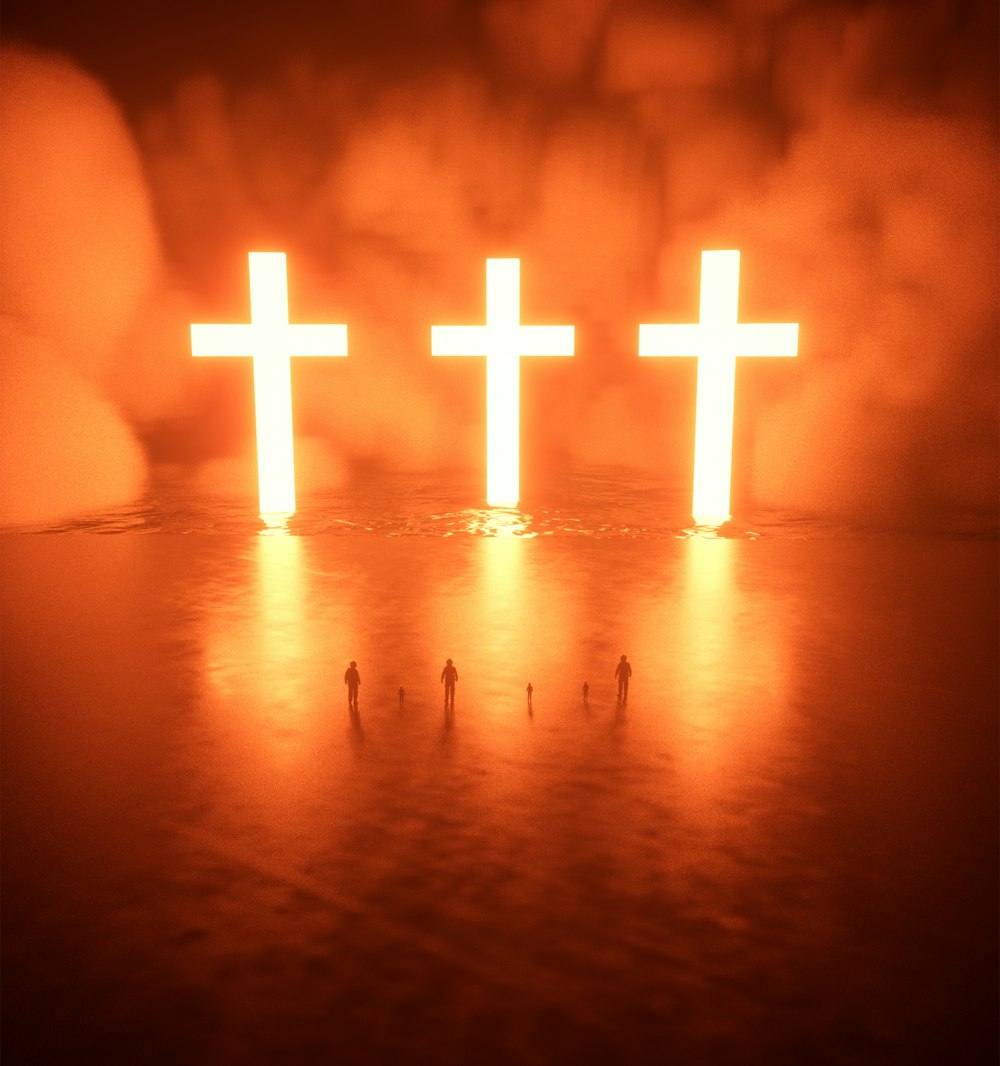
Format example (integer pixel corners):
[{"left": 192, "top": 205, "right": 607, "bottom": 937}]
[
  {"left": 349, "top": 703, "right": 364, "bottom": 740},
  {"left": 443, "top": 703, "right": 455, "bottom": 731}
]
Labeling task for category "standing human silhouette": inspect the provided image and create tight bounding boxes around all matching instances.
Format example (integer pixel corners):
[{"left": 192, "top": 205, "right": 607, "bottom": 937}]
[
  {"left": 440, "top": 658, "right": 458, "bottom": 707},
  {"left": 614, "top": 654, "right": 632, "bottom": 703},
  {"left": 398, "top": 686, "right": 405, "bottom": 707},
  {"left": 344, "top": 660, "right": 361, "bottom": 710},
  {"left": 582, "top": 681, "right": 589, "bottom": 705},
  {"left": 526, "top": 682, "right": 533, "bottom": 711}
]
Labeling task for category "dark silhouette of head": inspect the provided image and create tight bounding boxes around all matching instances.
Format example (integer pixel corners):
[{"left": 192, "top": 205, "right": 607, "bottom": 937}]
[
  {"left": 620, "top": 654, "right": 627, "bottom": 661},
  {"left": 446, "top": 658, "right": 453, "bottom": 665},
  {"left": 350, "top": 660, "right": 357, "bottom": 667}
]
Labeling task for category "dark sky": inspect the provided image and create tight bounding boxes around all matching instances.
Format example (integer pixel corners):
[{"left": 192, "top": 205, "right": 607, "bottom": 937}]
[
  {"left": 3, "top": 0, "right": 487, "bottom": 110},
  {"left": 5, "top": 0, "right": 996, "bottom": 115}
]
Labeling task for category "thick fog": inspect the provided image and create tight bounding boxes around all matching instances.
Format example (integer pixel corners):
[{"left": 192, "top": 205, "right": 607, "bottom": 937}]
[{"left": 1, "top": 0, "right": 996, "bottom": 524}]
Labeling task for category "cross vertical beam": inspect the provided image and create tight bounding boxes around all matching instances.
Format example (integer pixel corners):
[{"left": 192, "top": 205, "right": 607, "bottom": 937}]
[
  {"left": 191, "top": 252, "right": 348, "bottom": 518},
  {"left": 432, "top": 259, "right": 574, "bottom": 507},
  {"left": 639, "top": 250, "right": 798, "bottom": 526}
]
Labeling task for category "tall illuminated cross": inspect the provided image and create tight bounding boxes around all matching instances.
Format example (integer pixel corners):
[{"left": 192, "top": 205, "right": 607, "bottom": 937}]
[
  {"left": 191, "top": 252, "right": 348, "bottom": 517},
  {"left": 432, "top": 258, "right": 574, "bottom": 507},
  {"left": 640, "top": 250, "right": 798, "bottom": 526}
]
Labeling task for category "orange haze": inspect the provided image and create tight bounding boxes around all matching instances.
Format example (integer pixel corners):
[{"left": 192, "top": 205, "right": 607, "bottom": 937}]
[{"left": 1, "top": 0, "right": 996, "bottom": 525}]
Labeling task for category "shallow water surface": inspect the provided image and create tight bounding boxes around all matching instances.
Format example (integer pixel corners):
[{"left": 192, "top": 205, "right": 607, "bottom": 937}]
[{"left": 2, "top": 531, "right": 997, "bottom": 1064}]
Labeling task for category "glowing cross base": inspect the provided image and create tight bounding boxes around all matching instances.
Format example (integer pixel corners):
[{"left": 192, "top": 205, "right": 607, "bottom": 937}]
[
  {"left": 432, "top": 259, "right": 574, "bottom": 507},
  {"left": 640, "top": 250, "right": 799, "bottom": 526},
  {"left": 191, "top": 253, "right": 347, "bottom": 517}
]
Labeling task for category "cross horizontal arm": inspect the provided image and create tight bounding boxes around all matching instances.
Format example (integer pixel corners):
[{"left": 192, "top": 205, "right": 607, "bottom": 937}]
[
  {"left": 639, "top": 322, "right": 798, "bottom": 358},
  {"left": 638, "top": 323, "right": 704, "bottom": 356},
  {"left": 431, "top": 325, "right": 491, "bottom": 356},
  {"left": 191, "top": 323, "right": 347, "bottom": 357},
  {"left": 518, "top": 325, "right": 574, "bottom": 355},
  {"left": 285, "top": 324, "right": 349, "bottom": 356},
  {"left": 191, "top": 323, "right": 256, "bottom": 356},
  {"left": 728, "top": 322, "right": 799, "bottom": 357}
]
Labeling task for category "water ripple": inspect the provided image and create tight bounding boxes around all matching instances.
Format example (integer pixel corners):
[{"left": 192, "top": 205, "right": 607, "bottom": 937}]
[{"left": 6, "top": 466, "right": 996, "bottom": 538}]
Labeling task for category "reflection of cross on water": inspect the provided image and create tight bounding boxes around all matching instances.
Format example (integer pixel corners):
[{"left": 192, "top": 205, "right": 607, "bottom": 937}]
[
  {"left": 432, "top": 258, "right": 574, "bottom": 508},
  {"left": 191, "top": 252, "right": 348, "bottom": 517},
  {"left": 640, "top": 250, "right": 798, "bottom": 526}
]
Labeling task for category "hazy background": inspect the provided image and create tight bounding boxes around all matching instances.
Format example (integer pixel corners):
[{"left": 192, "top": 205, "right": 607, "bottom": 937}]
[{"left": 2, "top": 0, "right": 997, "bottom": 526}]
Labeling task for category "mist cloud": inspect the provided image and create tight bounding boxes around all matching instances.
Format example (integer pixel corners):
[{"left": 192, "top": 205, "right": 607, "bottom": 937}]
[
  {"left": 0, "top": 321, "right": 146, "bottom": 526},
  {"left": 0, "top": 46, "right": 158, "bottom": 524}
]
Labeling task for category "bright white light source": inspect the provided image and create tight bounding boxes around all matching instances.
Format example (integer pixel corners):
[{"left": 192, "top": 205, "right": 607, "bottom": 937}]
[
  {"left": 640, "top": 250, "right": 798, "bottom": 526},
  {"left": 432, "top": 259, "right": 574, "bottom": 507},
  {"left": 191, "top": 252, "right": 347, "bottom": 518}
]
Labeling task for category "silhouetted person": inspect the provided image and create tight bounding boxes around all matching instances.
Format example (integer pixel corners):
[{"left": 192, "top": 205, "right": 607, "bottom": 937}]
[
  {"left": 582, "top": 681, "right": 589, "bottom": 704},
  {"left": 441, "top": 658, "right": 458, "bottom": 707},
  {"left": 614, "top": 654, "right": 632, "bottom": 703},
  {"left": 398, "top": 686, "right": 405, "bottom": 707},
  {"left": 526, "top": 682, "right": 533, "bottom": 710},
  {"left": 344, "top": 660, "right": 360, "bottom": 709}
]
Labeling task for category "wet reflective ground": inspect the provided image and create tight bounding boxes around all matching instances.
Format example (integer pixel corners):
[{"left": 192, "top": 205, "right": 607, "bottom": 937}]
[{"left": 2, "top": 534, "right": 997, "bottom": 1064}]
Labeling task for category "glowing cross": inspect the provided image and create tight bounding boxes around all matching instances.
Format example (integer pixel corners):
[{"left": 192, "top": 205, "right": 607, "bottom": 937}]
[
  {"left": 640, "top": 250, "right": 798, "bottom": 526},
  {"left": 432, "top": 258, "right": 574, "bottom": 507},
  {"left": 191, "top": 252, "right": 348, "bottom": 518}
]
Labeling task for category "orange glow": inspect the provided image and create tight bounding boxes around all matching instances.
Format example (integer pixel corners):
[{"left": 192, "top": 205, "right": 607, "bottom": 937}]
[
  {"left": 191, "top": 252, "right": 348, "bottom": 518},
  {"left": 640, "top": 251, "right": 798, "bottom": 526},
  {"left": 432, "top": 259, "right": 573, "bottom": 507}
]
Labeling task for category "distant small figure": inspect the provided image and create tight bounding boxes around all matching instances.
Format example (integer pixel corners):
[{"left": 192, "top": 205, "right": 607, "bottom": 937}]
[
  {"left": 526, "top": 682, "right": 533, "bottom": 710},
  {"left": 344, "top": 660, "right": 361, "bottom": 710},
  {"left": 582, "top": 681, "right": 589, "bottom": 705},
  {"left": 398, "top": 686, "right": 405, "bottom": 707},
  {"left": 614, "top": 654, "right": 632, "bottom": 703},
  {"left": 441, "top": 658, "right": 458, "bottom": 707}
]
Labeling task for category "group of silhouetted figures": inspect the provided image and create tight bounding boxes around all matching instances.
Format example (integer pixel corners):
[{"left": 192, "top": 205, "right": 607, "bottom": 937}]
[{"left": 343, "top": 654, "right": 633, "bottom": 711}]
